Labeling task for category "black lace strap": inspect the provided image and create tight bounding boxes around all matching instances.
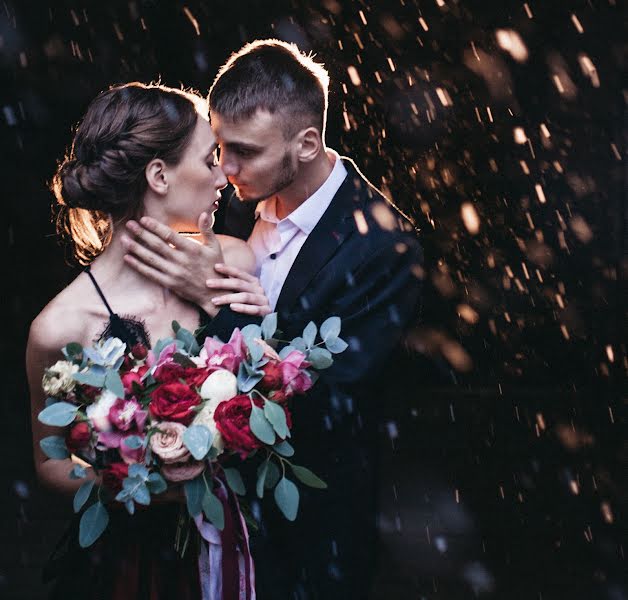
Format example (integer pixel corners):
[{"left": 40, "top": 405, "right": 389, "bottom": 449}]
[{"left": 84, "top": 265, "right": 116, "bottom": 317}]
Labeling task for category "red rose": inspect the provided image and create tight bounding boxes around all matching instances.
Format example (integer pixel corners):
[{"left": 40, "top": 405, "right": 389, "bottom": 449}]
[
  {"left": 259, "top": 362, "right": 283, "bottom": 391},
  {"left": 131, "top": 343, "right": 148, "bottom": 360},
  {"left": 154, "top": 362, "right": 210, "bottom": 389},
  {"left": 121, "top": 355, "right": 134, "bottom": 372},
  {"left": 102, "top": 462, "right": 128, "bottom": 493},
  {"left": 149, "top": 382, "right": 201, "bottom": 425},
  {"left": 214, "top": 395, "right": 264, "bottom": 458},
  {"left": 65, "top": 421, "right": 91, "bottom": 453},
  {"left": 121, "top": 365, "right": 148, "bottom": 395}
]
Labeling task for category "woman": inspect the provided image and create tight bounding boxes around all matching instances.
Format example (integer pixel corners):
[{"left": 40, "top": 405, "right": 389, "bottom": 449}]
[{"left": 26, "top": 82, "right": 267, "bottom": 598}]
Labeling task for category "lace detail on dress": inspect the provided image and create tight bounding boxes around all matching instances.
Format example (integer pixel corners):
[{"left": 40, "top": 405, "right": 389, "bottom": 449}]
[{"left": 84, "top": 266, "right": 151, "bottom": 348}]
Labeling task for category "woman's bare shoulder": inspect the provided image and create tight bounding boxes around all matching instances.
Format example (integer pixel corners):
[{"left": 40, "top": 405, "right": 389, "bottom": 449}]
[
  {"left": 216, "top": 235, "right": 256, "bottom": 274},
  {"left": 27, "top": 276, "right": 92, "bottom": 354}
]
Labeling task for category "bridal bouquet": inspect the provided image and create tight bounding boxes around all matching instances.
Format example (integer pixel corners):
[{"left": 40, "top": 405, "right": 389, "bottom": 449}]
[{"left": 38, "top": 313, "right": 347, "bottom": 549}]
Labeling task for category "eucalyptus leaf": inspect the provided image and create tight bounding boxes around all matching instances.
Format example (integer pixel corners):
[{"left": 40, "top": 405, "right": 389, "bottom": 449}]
[
  {"left": 202, "top": 489, "right": 225, "bottom": 530},
  {"left": 223, "top": 468, "right": 246, "bottom": 496},
  {"left": 73, "top": 479, "right": 95, "bottom": 513},
  {"left": 320, "top": 316, "right": 341, "bottom": 341},
  {"left": 152, "top": 338, "right": 175, "bottom": 358},
  {"left": 324, "top": 336, "right": 348, "bottom": 354},
  {"left": 128, "top": 464, "right": 149, "bottom": 480},
  {"left": 38, "top": 402, "right": 79, "bottom": 427},
  {"left": 133, "top": 482, "right": 151, "bottom": 506},
  {"left": 176, "top": 327, "right": 200, "bottom": 355},
  {"left": 69, "top": 465, "right": 87, "bottom": 479},
  {"left": 125, "top": 500, "right": 135, "bottom": 515},
  {"left": 64, "top": 342, "right": 84, "bottom": 359},
  {"left": 302, "top": 322, "right": 317, "bottom": 348},
  {"left": 237, "top": 363, "right": 264, "bottom": 394},
  {"left": 241, "top": 324, "right": 262, "bottom": 343},
  {"left": 171, "top": 320, "right": 182, "bottom": 333},
  {"left": 172, "top": 352, "right": 197, "bottom": 368},
  {"left": 290, "top": 464, "right": 328, "bottom": 489},
  {"left": 184, "top": 478, "right": 204, "bottom": 517},
  {"left": 123, "top": 435, "right": 144, "bottom": 450},
  {"left": 290, "top": 337, "right": 307, "bottom": 353},
  {"left": 274, "top": 477, "right": 299, "bottom": 521},
  {"left": 104, "top": 369, "right": 124, "bottom": 398},
  {"left": 256, "top": 462, "right": 269, "bottom": 498},
  {"left": 264, "top": 400, "right": 289, "bottom": 439},
  {"left": 261, "top": 312, "right": 278, "bottom": 340},
  {"left": 246, "top": 338, "right": 264, "bottom": 363},
  {"left": 278, "top": 345, "right": 296, "bottom": 360},
  {"left": 79, "top": 501, "right": 109, "bottom": 548},
  {"left": 307, "top": 347, "right": 333, "bottom": 370},
  {"left": 183, "top": 425, "right": 213, "bottom": 460},
  {"left": 273, "top": 440, "right": 295, "bottom": 457},
  {"left": 40, "top": 436, "right": 69, "bottom": 459},
  {"left": 264, "top": 462, "right": 281, "bottom": 490},
  {"left": 147, "top": 472, "right": 167, "bottom": 494},
  {"left": 249, "top": 404, "right": 276, "bottom": 445},
  {"left": 73, "top": 369, "right": 106, "bottom": 388}
]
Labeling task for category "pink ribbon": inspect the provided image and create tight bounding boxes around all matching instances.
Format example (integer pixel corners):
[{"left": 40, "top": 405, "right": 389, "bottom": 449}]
[{"left": 194, "top": 478, "right": 256, "bottom": 600}]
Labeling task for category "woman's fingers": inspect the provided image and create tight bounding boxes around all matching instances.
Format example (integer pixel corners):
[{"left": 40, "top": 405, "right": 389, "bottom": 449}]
[
  {"left": 211, "top": 292, "right": 267, "bottom": 307},
  {"left": 206, "top": 277, "right": 263, "bottom": 294}
]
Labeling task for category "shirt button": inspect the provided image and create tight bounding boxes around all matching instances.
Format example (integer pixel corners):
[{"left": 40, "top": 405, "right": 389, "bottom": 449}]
[{"left": 269, "top": 253, "right": 277, "bottom": 260}]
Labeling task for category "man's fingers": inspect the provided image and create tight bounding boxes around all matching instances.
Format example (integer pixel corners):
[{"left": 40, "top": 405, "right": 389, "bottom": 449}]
[
  {"left": 123, "top": 254, "right": 176, "bottom": 288},
  {"left": 229, "top": 302, "right": 272, "bottom": 316},
  {"left": 135, "top": 217, "right": 200, "bottom": 253},
  {"left": 212, "top": 263, "right": 257, "bottom": 283},
  {"left": 211, "top": 292, "right": 267, "bottom": 307},
  {"left": 206, "top": 278, "right": 262, "bottom": 293},
  {"left": 198, "top": 212, "right": 219, "bottom": 248},
  {"left": 122, "top": 234, "right": 180, "bottom": 272}
]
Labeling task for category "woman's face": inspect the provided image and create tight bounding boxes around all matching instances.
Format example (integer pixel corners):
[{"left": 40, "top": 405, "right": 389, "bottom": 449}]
[{"left": 163, "top": 116, "right": 228, "bottom": 232}]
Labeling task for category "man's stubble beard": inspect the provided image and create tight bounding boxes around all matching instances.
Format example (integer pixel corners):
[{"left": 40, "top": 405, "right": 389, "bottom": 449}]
[{"left": 233, "top": 151, "right": 298, "bottom": 203}]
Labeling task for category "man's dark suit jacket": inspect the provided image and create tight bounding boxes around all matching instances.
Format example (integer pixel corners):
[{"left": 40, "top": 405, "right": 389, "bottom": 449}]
[{"left": 201, "top": 157, "right": 424, "bottom": 599}]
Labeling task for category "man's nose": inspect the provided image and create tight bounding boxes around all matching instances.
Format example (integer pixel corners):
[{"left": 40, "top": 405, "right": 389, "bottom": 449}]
[{"left": 219, "top": 153, "right": 239, "bottom": 177}]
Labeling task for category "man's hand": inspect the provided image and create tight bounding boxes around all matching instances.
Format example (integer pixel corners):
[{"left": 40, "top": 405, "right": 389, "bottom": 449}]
[
  {"left": 122, "top": 212, "right": 223, "bottom": 316},
  {"left": 207, "top": 264, "right": 272, "bottom": 316}
]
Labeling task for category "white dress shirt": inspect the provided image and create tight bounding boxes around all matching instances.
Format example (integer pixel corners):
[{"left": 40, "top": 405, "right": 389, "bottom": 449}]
[{"left": 247, "top": 150, "right": 348, "bottom": 310}]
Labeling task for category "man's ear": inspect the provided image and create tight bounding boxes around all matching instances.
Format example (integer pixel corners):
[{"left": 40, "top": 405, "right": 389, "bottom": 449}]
[
  {"left": 296, "top": 127, "right": 322, "bottom": 163},
  {"left": 145, "top": 158, "right": 169, "bottom": 195}
]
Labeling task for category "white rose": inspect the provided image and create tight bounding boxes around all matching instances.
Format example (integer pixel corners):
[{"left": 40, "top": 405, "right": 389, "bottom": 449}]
[
  {"left": 199, "top": 369, "right": 237, "bottom": 403},
  {"left": 42, "top": 360, "right": 79, "bottom": 396},
  {"left": 192, "top": 405, "right": 225, "bottom": 456},
  {"left": 86, "top": 390, "right": 118, "bottom": 431}
]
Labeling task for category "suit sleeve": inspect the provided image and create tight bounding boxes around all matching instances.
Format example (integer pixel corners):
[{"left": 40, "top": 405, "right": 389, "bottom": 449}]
[
  {"left": 197, "top": 307, "right": 261, "bottom": 343},
  {"left": 324, "top": 230, "right": 424, "bottom": 388}
]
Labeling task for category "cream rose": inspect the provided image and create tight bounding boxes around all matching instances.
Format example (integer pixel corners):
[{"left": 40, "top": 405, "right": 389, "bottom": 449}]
[
  {"left": 42, "top": 360, "right": 79, "bottom": 396},
  {"left": 150, "top": 422, "right": 190, "bottom": 463}
]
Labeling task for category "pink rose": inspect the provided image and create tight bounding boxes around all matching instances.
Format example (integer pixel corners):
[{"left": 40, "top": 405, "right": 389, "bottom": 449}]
[
  {"left": 161, "top": 460, "right": 205, "bottom": 482},
  {"left": 121, "top": 365, "right": 149, "bottom": 394},
  {"left": 150, "top": 422, "right": 190, "bottom": 463},
  {"left": 279, "top": 350, "right": 313, "bottom": 396}
]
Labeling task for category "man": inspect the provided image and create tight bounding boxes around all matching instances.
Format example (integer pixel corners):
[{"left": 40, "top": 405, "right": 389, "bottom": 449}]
[{"left": 122, "top": 39, "right": 423, "bottom": 599}]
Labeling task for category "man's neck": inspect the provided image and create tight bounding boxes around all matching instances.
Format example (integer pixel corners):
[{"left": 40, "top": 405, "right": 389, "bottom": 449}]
[{"left": 274, "top": 151, "right": 335, "bottom": 220}]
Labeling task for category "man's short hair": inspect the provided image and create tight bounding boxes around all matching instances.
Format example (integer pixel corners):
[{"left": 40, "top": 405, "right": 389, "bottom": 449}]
[{"left": 209, "top": 39, "right": 329, "bottom": 139}]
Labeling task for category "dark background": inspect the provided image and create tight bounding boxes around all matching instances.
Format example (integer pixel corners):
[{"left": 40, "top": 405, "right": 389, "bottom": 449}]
[{"left": 1, "top": 0, "right": 626, "bottom": 598}]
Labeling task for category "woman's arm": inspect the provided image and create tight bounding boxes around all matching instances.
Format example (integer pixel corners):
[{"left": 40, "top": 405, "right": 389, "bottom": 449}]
[{"left": 26, "top": 312, "right": 99, "bottom": 497}]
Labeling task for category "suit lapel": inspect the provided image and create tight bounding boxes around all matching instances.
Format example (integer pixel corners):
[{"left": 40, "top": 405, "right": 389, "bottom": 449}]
[{"left": 276, "top": 160, "right": 369, "bottom": 312}]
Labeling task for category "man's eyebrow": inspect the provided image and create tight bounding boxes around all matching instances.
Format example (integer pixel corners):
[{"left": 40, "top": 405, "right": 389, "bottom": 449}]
[{"left": 221, "top": 141, "right": 263, "bottom": 151}]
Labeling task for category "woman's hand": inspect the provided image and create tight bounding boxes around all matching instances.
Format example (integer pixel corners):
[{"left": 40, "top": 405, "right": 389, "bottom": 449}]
[{"left": 207, "top": 264, "right": 272, "bottom": 316}]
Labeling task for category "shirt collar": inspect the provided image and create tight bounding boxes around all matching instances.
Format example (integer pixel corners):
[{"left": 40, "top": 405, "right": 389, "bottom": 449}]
[{"left": 255, "top": 149, "right": 348, "bottom": 234}]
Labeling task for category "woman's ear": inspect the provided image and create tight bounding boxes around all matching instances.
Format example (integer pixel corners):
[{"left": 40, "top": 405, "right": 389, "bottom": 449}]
[
  {"left": 296, "top": 127, "right": 322, "bottom": 164},
  {"left": 145, "top": 158, "right": 169, "bottom": 195}
]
